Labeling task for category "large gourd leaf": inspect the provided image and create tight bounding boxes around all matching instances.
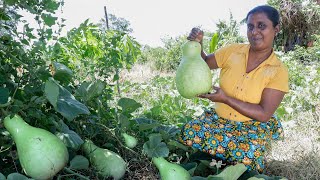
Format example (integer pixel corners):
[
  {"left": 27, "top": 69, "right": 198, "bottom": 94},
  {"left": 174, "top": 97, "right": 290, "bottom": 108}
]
[
  {"left": 143, "top": 134, "right": 169, "bottom": 158},
  {"left": 0, "top": 87, "right": 9, "bottom": 104},
  {"left": 45, "top": 78, "right": 90, "bottom": 121},
  {"left": 69, "top": 155, "right": 89, "bottom": 170},
  {"left": 55, "top": 120, "right": 84, "bottom": 150},
  {"left": 118, "top": 97, "right": 142, "bottom": 114},
  {"left": 75, "top": 80, "right": 106, "bottom": 102},
  {"left": 207, "top": 164, "right": 247, "bottom": 180}
]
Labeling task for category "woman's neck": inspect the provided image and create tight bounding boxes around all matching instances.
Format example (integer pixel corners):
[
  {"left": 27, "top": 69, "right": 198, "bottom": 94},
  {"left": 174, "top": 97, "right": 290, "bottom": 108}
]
[{"left": 249, "top": 47, "right": 273, "bottom": 62}]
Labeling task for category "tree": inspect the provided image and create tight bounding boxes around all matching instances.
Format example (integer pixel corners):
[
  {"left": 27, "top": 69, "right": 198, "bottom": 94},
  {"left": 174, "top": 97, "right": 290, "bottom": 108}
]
[
  {"left": 99, "top": 13, "right": 133, "bottom": 33},
  {"left": 268, "top": 0, "right": 320, "bottom": 52}
]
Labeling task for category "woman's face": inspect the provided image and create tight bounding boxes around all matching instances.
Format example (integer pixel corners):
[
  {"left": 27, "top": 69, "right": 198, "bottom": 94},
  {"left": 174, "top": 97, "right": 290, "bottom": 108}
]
[{"left": 246, "top": 12, "right": 279, "bottom": 51}]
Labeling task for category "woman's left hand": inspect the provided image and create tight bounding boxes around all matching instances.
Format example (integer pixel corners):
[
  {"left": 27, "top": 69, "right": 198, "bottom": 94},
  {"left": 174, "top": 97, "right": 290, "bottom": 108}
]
[{"left": 198, "top": 86, "right": 228, "bottom": 103}]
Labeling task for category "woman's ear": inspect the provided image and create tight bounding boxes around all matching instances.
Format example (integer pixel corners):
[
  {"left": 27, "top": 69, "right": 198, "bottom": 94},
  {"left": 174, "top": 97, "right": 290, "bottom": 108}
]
[{"left": 275, "top": 24, "right": 280, "bottom": 36}]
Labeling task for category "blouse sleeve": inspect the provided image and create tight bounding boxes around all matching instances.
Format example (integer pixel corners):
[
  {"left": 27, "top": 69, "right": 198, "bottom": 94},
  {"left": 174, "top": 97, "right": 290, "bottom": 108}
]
[
  {"left": 265, "top": 65, "right": 289, "bottom": 93},
  {"left": 214, "top": 44, "right": 239, "bottom": 68}
]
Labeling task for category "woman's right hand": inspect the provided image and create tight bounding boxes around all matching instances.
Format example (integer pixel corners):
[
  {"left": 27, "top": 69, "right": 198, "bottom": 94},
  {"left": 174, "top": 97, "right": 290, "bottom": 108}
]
[{"left": 187, "top": 27, "right": 204, "bottom": 44}]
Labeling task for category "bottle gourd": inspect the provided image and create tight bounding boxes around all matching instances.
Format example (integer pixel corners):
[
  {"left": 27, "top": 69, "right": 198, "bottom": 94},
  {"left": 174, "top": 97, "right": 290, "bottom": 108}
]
[
  {"left": 175, "top": 41, "right": 212, "bottom": 99},
  {"left": 3, "top": 115, "right": 69, "bottom": 180},
  {"left": 82, "top": 140, "right": 127, "bottom": 180},
  {"left": 152, "top": 157, "right": 191, "bottom": 180}
]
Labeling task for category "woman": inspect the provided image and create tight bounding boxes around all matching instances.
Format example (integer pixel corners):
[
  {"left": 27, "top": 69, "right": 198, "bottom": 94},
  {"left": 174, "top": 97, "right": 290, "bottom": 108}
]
[{"left": 179, "top": 5, "right": 289, "bottom": 172}]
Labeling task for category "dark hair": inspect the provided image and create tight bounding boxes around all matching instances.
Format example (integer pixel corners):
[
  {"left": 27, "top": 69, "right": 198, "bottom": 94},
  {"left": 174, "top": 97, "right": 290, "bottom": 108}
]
[{"left": 246, "top": 5, "right": 280, "bottom": 27}]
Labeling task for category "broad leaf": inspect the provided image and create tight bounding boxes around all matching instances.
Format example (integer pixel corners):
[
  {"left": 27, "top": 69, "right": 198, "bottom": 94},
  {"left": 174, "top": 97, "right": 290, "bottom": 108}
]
[
  {"left": 41, "top": 13, "right": 57, "bottom": 27},
  {"left": 119, "top": 113, "right": 130, "bottom": 129},
  {"left": 69, "top": 155, "right": 89, "bottom": 170},
  {"left": 209, "top": 32, "right": 219, "bottom": 53},
  {"left": 180, "top": 162, "right": 198, "bottom": 176},
  {"left": 44, "top": 79, "right": 59, "bottom": 107},
  {"left": 76, "top": 80, "right": 106, "bottom": 102},
  {"left": 55, "top": 120, "right": 84, "bottom": 150},
  {"left": 0, "top": 87, "right": 9, "bottom": 104},
  {"left": 7, "top": 173, "right": 30, "bottom": 180},
  {"left": 207, "top": 164, "right": 247, "bottom": 180},
  {"left": 143, "top": 134, "right": 169, "bottom": 158},
  {"left": 45, "top": 78, "right": 90, "bottom": 121},
  {"left": 134, "top": 118, "right": 160, "bottom": 131},
  {"left": 118, "top": 98, "right": 142, "bottom": 113}
]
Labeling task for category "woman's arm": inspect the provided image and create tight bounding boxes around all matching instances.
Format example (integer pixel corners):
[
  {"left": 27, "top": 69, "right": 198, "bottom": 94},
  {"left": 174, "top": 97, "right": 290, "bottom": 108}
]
[{"left": 199, "top": 87, "right": 286, "bottom": 122}]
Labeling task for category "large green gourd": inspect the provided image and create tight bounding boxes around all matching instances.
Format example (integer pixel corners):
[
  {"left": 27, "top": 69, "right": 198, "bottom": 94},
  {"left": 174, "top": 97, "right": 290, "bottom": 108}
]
[
  {"left": 3, "top": 115, "right": 69, "bottom": 180},
  {"left": 152, "top": 157, "right": 191, "bottom": 180},
  {"left": 82, "top": 140, "right": 127, "bottom": 180},
  {"left": 176, "top": 41, "right": 212, "bottom": 99}
]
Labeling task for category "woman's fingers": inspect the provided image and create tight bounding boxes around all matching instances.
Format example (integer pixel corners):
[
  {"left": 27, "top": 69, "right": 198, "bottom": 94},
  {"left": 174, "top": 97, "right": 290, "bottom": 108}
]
[{"left": 187, "top": 27, "right": 203, "bottom": 42}]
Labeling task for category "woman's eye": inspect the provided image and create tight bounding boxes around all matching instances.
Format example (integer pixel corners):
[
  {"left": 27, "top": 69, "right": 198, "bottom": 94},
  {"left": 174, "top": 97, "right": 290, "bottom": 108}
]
[
  {"left": 247, "top": 25, "right": 254, "bottom": 31},
  {"left": 258, "top": 24, "right": 266, "bottom": 29}
]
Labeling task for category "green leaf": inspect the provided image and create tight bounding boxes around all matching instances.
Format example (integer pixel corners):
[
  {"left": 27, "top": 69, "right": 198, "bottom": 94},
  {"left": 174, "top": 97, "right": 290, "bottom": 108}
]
[
  {"left": 45, "top": 78, "right": 90, "bottom": 121},
  {"left": 167, "top": 140, "right": 189, "bottom": 151},
  {"left": 118, "top": 97, "right": 142, "bottom": 113},
  {"left": 207, "top": 164, "right": 247, "bottom": 180},
  {"left": 7, "top": 173, "right": 30, "bottom": 180},
  {"left": 0, "top": 87, "right": 9, "bottom": 104},
  {"left": 43, "top": 0, "right": 60, "bottom": 12},
  {"left": 192, "top": 177, "right": 207, "bottom": 180},
  {"left": 0, "top": 173, "right": 6, "bottom": 180},
  {"left": 180, "top": 162, "right": 198, "bottom": 176},
  {"left": 56, "top": 122, "right": 84, "bottom": 150},
  {"left": 41, "top": 13, "right": 57, "bottom": 27},
  {"left": 143, "top": 134, "right": 169, "bottom": 158},
  {"left": 3, "top": 0, "right": 16, "bottom": 6},
  {"left": 0, "top": 9, "right": 11, "bottom": 21},
  {"left": 119, "top": 113, "right": 130, "bottom": 129},
  {"left": 45, "top": 79, "right": 59, "bottom": 108},
  {"left": 209, "top": 32, "right": 219, "bottom": 53},
  {"left": 76, "top": 80, "right": 106, "bottom": 102},
  {"left": 69, "top": 155, "right": 89, "bottom": 170},
  {"left": 134, "top": 118, "right": 160, "bottom": 131},
  {"left": 51, "top": 62, "right": 73, "bottom": 83}
]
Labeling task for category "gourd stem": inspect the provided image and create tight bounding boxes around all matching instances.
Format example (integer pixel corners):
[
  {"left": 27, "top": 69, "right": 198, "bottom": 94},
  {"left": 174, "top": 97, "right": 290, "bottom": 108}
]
[{"left": 96, "top": 123, "right": 140, "bottom": 156}]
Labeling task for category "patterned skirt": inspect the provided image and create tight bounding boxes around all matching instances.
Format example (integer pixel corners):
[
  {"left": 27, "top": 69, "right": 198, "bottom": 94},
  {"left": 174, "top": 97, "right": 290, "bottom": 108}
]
[{"left": 179, "top": 108, "right": 284, "bottom": 172}]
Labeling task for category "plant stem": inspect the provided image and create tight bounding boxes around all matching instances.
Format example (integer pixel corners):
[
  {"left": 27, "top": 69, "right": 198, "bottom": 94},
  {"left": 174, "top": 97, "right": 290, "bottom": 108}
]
[
  {"left": 96, "top": 123, "right": 140, "bottom": 156},
  {"left": 63, "top": 167, "right": 90, "bottom": 180}
]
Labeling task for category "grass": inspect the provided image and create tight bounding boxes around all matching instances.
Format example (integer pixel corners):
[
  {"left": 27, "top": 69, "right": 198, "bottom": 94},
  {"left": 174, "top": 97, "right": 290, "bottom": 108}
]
[{"left": 120, "top": 63, "right": 320, "bottom": 180}]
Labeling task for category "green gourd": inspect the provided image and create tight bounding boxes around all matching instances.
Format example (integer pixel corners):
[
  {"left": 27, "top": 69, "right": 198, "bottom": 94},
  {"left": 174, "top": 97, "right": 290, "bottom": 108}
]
[
  {"left": 175, "top": 41, "right": 212, "bottom": 99},
  {"left": 82, "top": 140, "right": 127, "bottom": 180},
  {"left": 152, "top": 157, "right": 191, "bottom": 180},
  {"left": 122, "top": 133, "right": 138, "bottom": 148},
  {"left": 3, "top": 115, "right": 69, "bottom": 180}
]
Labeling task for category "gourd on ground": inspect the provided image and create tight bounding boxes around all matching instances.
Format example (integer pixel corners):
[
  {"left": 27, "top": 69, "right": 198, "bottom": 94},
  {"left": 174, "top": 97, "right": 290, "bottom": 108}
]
[
  {"left": 175, "top": 41, "right": 212, "bottom": 99},
  {"left": 122, "top": 133, "right": 138, "bottom": 148},
  {"left": 152, "top": 157, "right": 191, "bottom": 180},
  {"left": 82, "top": 140, "right": 127, "bottom": 180},
  {"left": 3, "top": 115, "right": 69, "bottom": 180}
]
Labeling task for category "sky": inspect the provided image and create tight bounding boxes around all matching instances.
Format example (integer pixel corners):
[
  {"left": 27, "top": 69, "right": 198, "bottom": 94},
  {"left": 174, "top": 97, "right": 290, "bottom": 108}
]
[{"left": 22, "top": 0, "right": 268, "bottom": 47}]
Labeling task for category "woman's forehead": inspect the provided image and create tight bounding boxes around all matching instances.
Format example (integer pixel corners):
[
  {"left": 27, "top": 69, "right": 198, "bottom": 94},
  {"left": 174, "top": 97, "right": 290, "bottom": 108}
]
[{"left": 246, "top": 13, "right": 271, "bottom": 23}]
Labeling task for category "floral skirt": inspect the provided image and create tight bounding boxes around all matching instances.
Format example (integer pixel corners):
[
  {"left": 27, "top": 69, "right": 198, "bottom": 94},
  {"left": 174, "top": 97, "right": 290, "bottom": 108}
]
[{"left": 179, "top": 108, "right": 284, "bottom": 172}]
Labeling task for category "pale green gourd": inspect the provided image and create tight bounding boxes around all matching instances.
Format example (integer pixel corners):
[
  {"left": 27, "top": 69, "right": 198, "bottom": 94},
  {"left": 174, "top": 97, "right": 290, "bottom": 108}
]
[
  {"left": 175, "top": 41, "right": 212, "bottom": 99},
  {"left": 82, "top": 140, "right": 127, "bottom": 180},
  {"left": 152, "top": 157, "right": 191, "bottom": 180},
  {"left": 122, "top": 133, "right": 138, "bottom": 148},
  {"left": 3, "top": 115, "right": 69, "bottom": 180}
]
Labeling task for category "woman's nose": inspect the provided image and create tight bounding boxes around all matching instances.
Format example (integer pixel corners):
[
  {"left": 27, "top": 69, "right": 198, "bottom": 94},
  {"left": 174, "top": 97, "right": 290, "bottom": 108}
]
[{"left": 251, "top": 28, "right": 258, "bottom": 35}]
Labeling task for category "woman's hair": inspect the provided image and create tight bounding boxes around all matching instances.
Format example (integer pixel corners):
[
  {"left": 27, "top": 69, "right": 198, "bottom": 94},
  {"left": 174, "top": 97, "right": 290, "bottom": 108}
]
[{"left": 246, "top": 5, "right": 280, "bottom": 27}]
